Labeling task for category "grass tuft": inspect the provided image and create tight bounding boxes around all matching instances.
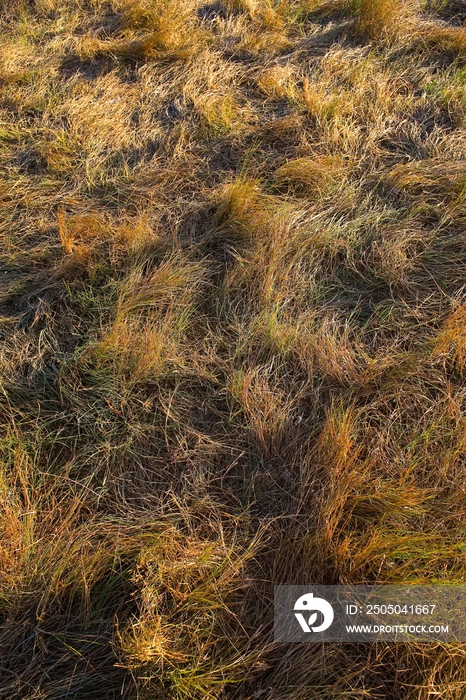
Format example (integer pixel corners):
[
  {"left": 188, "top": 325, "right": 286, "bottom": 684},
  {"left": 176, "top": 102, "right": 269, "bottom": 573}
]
[{"left": 354, "top": 0, "right": 418, "bottom": 39}]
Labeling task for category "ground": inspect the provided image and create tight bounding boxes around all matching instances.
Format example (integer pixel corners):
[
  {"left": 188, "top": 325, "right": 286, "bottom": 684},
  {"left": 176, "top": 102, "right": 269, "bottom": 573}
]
[{"left": 1, "top": 0, "right": 466, "bottom": 698}]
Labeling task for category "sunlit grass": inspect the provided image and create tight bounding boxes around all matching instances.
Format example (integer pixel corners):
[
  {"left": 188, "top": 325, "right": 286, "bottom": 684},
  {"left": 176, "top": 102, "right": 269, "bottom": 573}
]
[{"left": 1, "top": 0, "right": 466, "bottom": 697}]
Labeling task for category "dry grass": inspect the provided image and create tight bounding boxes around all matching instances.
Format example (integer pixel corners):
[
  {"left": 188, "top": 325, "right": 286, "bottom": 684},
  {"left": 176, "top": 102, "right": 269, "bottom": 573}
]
[
  {"left": 354, "top": 0, "right": 419, "bottom": 40},
  {"left": 275, "top": 155, "right": 345, "bottom": 196},
  {"left": 77, "top": 0, "right": 206, "bottom": 61},
  {"left": 1, "top": 0, "right": 466, "bottom": 698}
]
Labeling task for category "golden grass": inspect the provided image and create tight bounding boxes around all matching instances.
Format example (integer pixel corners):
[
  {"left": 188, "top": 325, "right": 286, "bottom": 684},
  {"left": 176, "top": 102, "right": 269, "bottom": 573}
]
[
  {"left": 1, "top": 0, "right": 466, "bottom": 697},
  {"left": 57, "top": 211, "right": 154, "bottom": 272},
  {"left": 257, "top": 64, "right": 301, "bottom": 101},
  {"left": 275, "top": 155, "right": 345, "bottom": 196},
  {"left": 433, "top": 303, "right": 466, "bottom": 373},
  {"left": 80, "top": 0, "right": 205, "bottom": 59},
  {"left": 420, "top": 22, "right": 466, "bottom": 59},
  {"left": 354, "top": 0, "right": 418, "bottom": 39}
]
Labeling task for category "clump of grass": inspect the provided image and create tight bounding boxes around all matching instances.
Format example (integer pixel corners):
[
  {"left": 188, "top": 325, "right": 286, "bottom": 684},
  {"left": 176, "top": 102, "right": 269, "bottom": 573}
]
[
  {"left": 295, "top": 0, "right": 417, "bottom": 38},
  {"left": 385, "top": 159, "right": 466, "bottom": 202},
  {"left": 193, "top": 92, "right": 240, "bottom": 137},
  {"left": 78, "top": 0, "right": 205, "bottom": 60},
  {"left": 0, "top": 439, "right": 145, "bottom": 696},
  {"left": 117, "top": 0, "right": 181, "bottom": 32},
  {"left": 297, "top": 314, "right": 370, "bottom": 385},
  {"left": 218, "top": 0, "right": 292, "bottom": 53},
  {"left": 221, "top": 0, "right": 260, "bottom": 13},
  {"left": 77, "top": 34, "right": 194, "bottom": 62},
  {"left": 257, "top": 64, "right": 300, "bottom": 101},
  {"left": 39, "top": 130, "right": 84, "bottom": 175},
  {"left": 115, "top": 522, "right": 264, "bottom": 698},
  {"left": 275, "top": 155, "right": 345, "bottom": 196},
  {"left": 221, "top": 0, "right": 285, "bottom": 24},
  {"left": 418, "top": 22, "right": 466, "bottom": 60},
  {"left": 300, "top": 75, "right": 342, "bottom": 125},
  {"left": 58, "top": 211, "right": 153, "bottom": 270},
  {"left": 93, "top": 315, "right": 180, "bottom": 387},
  {"left": 89, "top": 254, "right": 204, "bottom": 388},
  {"left": 370, "top": 222, "right": 434, "bottom": 288},
  {"left": 353, "top": 0, "right": 418, "bottom": 40},
  {"left": 425, "top": 64, "right": 466, "bottom": 125},
  {"left": 230, "top": 365, "right": 293, "bottom": 457},
  {"left": 212, "top": 178, "right": 274, "bottom": 244},
  {"left": 433, "top": 303, "right": 466, "bottom": 373}
]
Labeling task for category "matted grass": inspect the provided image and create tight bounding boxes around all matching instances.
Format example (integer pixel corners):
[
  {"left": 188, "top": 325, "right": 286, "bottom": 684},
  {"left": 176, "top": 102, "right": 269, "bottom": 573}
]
[{"left": 1, "top": 0, "right": 466, "bottom": 698}]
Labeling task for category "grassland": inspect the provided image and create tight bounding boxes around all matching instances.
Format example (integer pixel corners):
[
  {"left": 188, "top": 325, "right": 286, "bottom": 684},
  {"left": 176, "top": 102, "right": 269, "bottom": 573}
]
[{"left": 1, "top": 0, "right": 466, "bottom": 697}]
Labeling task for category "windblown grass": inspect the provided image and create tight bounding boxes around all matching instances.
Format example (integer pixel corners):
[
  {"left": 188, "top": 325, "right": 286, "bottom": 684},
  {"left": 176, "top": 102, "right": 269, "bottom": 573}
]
[{"left": 1, "top": 0, "right": 466, "bottom": 698}]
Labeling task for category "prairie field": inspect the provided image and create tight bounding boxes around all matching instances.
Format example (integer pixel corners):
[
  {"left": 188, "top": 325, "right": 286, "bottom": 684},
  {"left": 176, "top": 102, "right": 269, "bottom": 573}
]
[{"left": 1, "top": 0, "right": 466, "bottom": 697}]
